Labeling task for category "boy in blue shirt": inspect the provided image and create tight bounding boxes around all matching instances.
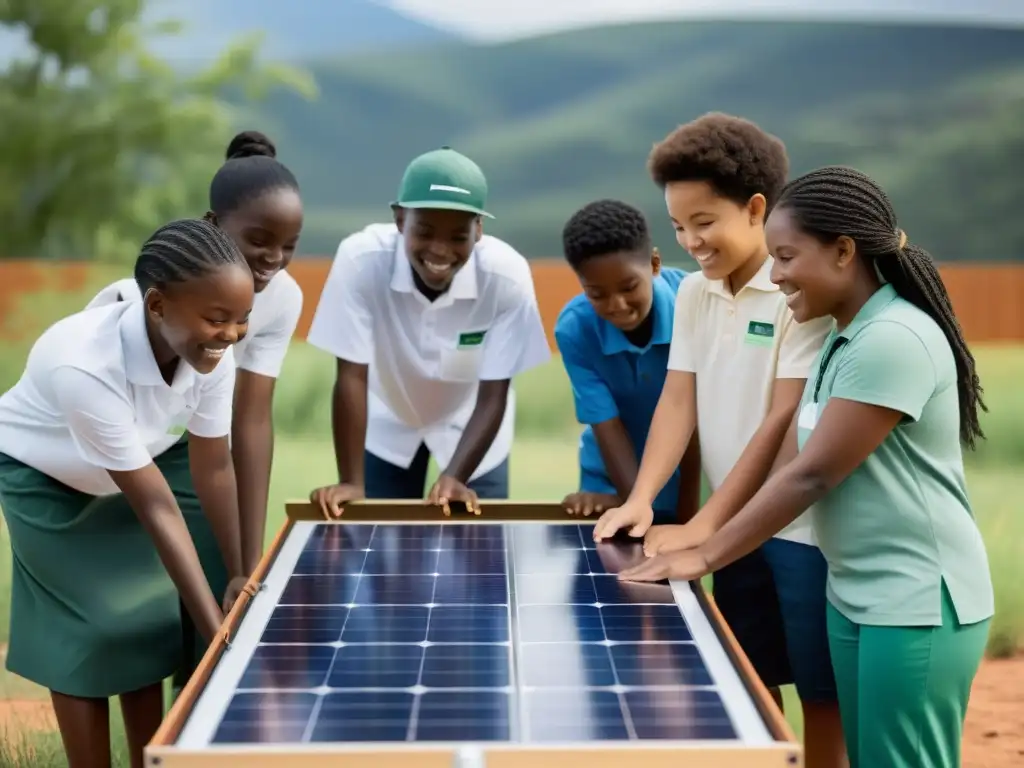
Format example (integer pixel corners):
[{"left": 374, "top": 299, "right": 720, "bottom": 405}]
[{"left": 555, "top": 199, "right": 701, "bottom": 522}]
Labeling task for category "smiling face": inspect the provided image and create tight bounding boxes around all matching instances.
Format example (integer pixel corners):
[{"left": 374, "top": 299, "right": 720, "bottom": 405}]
[
  {"left": 145, "top": 263, "right": 255, "bottom": 375},
  {"left": 214, "top": 187, "right": 304, "bottom": 293},
  {"left": 396, "top": 207, "right": 482, "bottom": 291},
  {"left": 765, "top": 204, "right": 857, "bottom": 323},
  {"left": 663, "top": 180, "right": 768, "bottom": 285},
  {"left": 574, "top": 248, "right": 660, "bottom": 332}
]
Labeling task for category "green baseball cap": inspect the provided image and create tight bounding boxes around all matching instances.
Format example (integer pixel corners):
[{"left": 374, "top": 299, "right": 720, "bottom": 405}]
[{"left": 392, "top": 146, "right": 493, "bottom": 219}]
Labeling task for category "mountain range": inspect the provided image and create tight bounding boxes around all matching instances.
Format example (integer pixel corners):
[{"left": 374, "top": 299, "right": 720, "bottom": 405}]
[
  {"left": 145, "top": 0, "right": 457, "bottom": 61},
  {"left": 238, "top": 19, "right": 1024, "bottom": 263}
]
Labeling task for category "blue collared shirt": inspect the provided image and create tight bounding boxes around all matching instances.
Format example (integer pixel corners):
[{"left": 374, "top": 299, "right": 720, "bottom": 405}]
[{"left": 554, "top": 268, "right": 688, "bottom": 515}]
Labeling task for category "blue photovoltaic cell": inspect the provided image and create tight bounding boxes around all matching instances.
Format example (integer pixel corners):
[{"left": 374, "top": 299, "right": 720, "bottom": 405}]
[{"left": 209, "top": 522, "right": 738, "bottom": 746}]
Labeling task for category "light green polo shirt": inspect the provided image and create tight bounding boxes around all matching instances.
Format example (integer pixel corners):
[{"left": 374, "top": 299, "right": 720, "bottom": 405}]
[{"left": 796, "top": 284, "right": 994, "bottom": 628}]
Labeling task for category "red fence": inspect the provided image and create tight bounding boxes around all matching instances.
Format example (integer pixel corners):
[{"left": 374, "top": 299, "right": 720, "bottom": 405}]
[{"left": 2, "top": 260, "right": 1023, "bottom": 345}]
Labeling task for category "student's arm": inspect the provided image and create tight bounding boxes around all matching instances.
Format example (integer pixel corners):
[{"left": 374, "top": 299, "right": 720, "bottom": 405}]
[
  {"left": 697, "top": 323, "right": 936, "bottom": 571},
  {"left": 629, "top": 280, "right": 703, "bottom": 506},
  {"left": 593, "top": 281, "right": 701, "bottom": 540},
  {"left": 440, "top": 379, "right": 510, "bottom": 486},
  {"left": 230, "top": 283, "right": 303, "bottom": 572},
  {"left": 53, "top": 367, "right": 223, "bottom": 641},
  {"left": 305, "top": 251, "right": 375, "bottom": 514},
  {"left": 674, "top": 429, "right": 702, "bottom": 523},
  {"left": 554, "top": 318, "right": 637, "bottom": 501},
  {"left": 433, "top": 282, "right": 551, "bottom": 499},
  {"left": 331, "top": 360, "right": 369, "bottom": 489},
  {"left": 620, "top": 323, "right": 936, "bottom": 582},
  {"left": 688, "top": 378, "right": 805, "bottom": 533},
  {"left": 685, "top": 313, "right": 832, "bottom": 536},
  {"left": 230, "top": 373, "right": 275, "bottom": 573},
  {"left": 627, "top": 371, "right": 697, "bottom": 506},
  {"left": 767, "top": 410, "right": 799, "bottom": 479},
  {"left": 186, "top": 353, "right": 245, "bottom": 593}
]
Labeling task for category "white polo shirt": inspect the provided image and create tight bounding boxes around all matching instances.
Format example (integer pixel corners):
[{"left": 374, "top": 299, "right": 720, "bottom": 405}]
[
  {"left": 667, "top": 256, "right": 832, "bottom": 545},
  {"left": 86, "top": 270, "right": 303, "bottom": 380},
  {"left": 0, "top": 301, "right": 236, "bottom": 497},
  {"left": 306, "top": 223, "right": 551, "bottom": 480}
]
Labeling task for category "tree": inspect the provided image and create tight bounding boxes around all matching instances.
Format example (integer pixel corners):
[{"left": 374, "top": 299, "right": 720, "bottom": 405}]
[{"left": 0, "top": 0, "right": 318, "bottom": 262}]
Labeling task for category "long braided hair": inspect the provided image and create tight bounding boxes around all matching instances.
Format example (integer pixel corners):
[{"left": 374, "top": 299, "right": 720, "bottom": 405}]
[
  {"left": 135, "top": 218, "right": 247, "bottom": 294},
  {"left": 776, "top": 166, "right": 986, "bottom": 448}
]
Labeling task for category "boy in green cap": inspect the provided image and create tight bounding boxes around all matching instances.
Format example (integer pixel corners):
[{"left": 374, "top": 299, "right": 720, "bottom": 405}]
[{"left": 307, "top": 147, "right": 551, "bottom": 514}]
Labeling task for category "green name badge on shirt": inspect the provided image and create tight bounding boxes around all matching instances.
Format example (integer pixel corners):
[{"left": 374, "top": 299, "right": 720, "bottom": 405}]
[
  {"left": 745, "top": 320, "right": 775, "bottom": 347},
  {"left": 457, "top": 330, "right": 487, "bottom": 349}
]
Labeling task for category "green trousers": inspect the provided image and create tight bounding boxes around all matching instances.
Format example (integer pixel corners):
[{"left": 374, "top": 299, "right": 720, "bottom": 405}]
[{"left": 826, "top": 582, "right": 990, "bottom": 768}]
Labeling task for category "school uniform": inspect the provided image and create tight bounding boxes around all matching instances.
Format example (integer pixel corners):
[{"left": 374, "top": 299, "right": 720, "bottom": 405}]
[
  {"left": 0, "top": 301, "right": 236, "bottom": 698},
  {"left": 667, "top": 255, "right": 837, "bottom": 701},
  {"left": 306, "top": 223, "right": 551, "bottom": 498},
  {"left": 86, "top": 271, "right": 302, "bottom": 676},
  {"left": 87, "top": 269, "right": 304, "bottom": 380},
  {"left": 798, "top": 283, "right": 993, "bottom": 767},
  {"left": 555, "top": 267, "right": 688, "bottom": 523}
]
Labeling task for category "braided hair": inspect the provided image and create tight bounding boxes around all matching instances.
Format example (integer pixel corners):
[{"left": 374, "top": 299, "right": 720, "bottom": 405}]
[
  {"left": 208, "top": 130, "right": 299, "bottom": 217},
  {"left": 776, "top": 166, "right": 986, "bottom": 448},
  {"left": 562, "top": 199, "right": 651, "bottom": 269},
  {"left": 135, "top": 218, "right": 248, "bottom": 295}
]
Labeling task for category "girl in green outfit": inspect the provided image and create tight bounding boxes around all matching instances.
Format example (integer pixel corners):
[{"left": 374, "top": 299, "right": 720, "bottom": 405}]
[
  {"left": 618, "top": 166, "right": 993, "bottom": 768},
  {"left": 0, "top": 219, "right": 253, "bottom": 768}
]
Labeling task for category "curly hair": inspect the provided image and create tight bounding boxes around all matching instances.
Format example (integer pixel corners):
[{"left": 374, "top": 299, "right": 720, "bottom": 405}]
[
  {"left": 562, "top": 199, "right": 651, "bottom": 270},
  {"left": 777, "top": 166, "right": 986, "bottom": 448},
  {"left": 647, "top": 112, "right": 789, "bottom": 211}
]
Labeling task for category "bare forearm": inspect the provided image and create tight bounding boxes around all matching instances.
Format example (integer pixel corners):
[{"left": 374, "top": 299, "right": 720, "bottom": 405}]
[
  {"left": 593, "top": 420, "right": 639, "bottom": 501},
  {"left": 674, "top": 430, "right": 702, "bottom": 522},
  {"left": 697, "top": 409, "right": 793, "bottom": 532},
  {"left": 138, "top": 505, "right": 223, "bottom": 641},
  {"left": 630, "top": 386, "right": 695, "bottom": 505},
  {"left": 331, "top": 369, "right": 368, "bottom": 486},
  {"left": 702, "top": 465, "right": 825, "bottom": 571},
  {"left": 191, "top": 461, "right": 245, "bottom": 580},
  {"left": 232, "top": 417, "right": 273, "bottom": 574},
  {"left": 444, "top": 384, "right": 507, "bottom": 483}
]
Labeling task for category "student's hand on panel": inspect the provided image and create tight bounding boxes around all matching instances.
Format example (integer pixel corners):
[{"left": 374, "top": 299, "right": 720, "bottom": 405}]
[
  {"left": 427, "top": 474, "right": 479, "bottom": 516},
  {"left": 642, "top": 520, "right": 712, "bottom": 558},
  {"left": 309, "top": 482, "right": 365, "bottom": 519},
  {"left": 562, "top": 491, "right": 621, "bottom": 518},
  {"left": 592, "top": 499, "right": 654, "bottom": 542},
  {"left": 618, "top": 548, "right": 712, "bottom": 584},
  {"left": 222, "top": 575, "right": 251, "bottom": 614}
]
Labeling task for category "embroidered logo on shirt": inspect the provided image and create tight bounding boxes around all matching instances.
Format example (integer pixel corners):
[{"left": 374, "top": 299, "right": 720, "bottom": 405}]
[
  {"left": 744, "top": 321, "right": 775, "bottom": 347},
  {"left": 457, "top": 330, "right": 487, "bottom": 349}
]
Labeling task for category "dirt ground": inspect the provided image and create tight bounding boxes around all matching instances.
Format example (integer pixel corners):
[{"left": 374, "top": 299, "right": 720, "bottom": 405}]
[
  {"left": 961, "top": 656, "right": 1024, "bottom": 767},
  {"left": 0, "top": 654, "right": 1021, "bottom": 765}
]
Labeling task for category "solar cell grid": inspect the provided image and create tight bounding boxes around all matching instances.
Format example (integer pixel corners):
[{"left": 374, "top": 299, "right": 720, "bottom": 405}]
[{"left": 205, "top": 521, "right": 739, "bottom": 746}]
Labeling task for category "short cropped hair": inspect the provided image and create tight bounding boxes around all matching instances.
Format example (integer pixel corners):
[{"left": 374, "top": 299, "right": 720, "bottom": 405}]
[{"left": 562, "top": 199, "right": 651, "bottom": 270}]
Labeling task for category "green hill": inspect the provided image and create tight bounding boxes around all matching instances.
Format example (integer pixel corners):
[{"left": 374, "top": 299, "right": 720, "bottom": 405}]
[{"left": 252, "top": 20, "right": 1024, "bottom": 263}]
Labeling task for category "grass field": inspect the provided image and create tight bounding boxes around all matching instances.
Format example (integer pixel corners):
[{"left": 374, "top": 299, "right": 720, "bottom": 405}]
[{"left": 0, "top": 342, "right": 1022, "bottom": 765}]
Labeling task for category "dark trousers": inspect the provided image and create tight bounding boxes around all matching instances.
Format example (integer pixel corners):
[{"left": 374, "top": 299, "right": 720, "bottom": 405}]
[{"left": 364, "top": 444, "right": 509, "bottom": 500}]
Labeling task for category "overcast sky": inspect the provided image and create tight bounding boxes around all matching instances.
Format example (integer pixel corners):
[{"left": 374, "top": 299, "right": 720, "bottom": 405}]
[{"left": 387, "top": 0, "right": 1024, "bottom": 41}]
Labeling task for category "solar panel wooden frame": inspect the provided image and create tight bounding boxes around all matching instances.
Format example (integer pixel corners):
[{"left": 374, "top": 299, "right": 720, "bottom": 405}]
[{"left": 145, "top": 500, "right": 803, "bottom": 768}]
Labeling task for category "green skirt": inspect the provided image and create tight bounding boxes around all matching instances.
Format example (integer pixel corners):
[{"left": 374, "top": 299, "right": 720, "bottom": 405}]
[{"left": 0, "top": 441, "right": 227, "bottom": 698}]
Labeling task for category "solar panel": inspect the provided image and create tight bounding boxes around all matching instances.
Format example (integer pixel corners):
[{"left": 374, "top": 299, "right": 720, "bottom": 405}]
[{"left": 177, "top": 520, "right": 766, "bottom": 749}]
